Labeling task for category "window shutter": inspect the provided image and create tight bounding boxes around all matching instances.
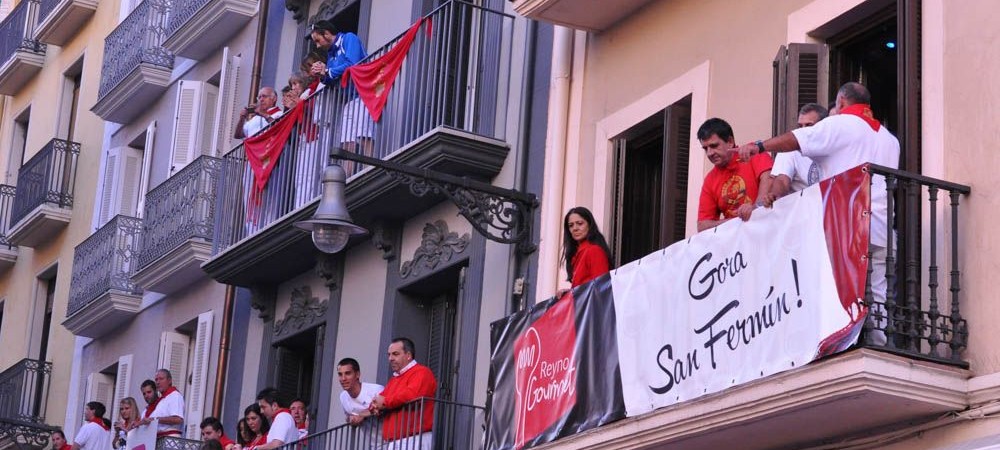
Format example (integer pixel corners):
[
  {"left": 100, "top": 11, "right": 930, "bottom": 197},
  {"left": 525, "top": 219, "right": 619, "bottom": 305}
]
[
  {"left": 185, "top": 312, "right": 213, "bottom": 439},
  {"left": 662, "top": 100, "right": 691, "bottom": 245},
  {"left": 158, "top": 331, "right": 190, "bottom": 392},
  {"left": 98, "top": 147, "right": 144, "bottom": 226},
  {"left": 212, "top": 49, "right": 242, "bottom": 156},
  {"left": 772, "top": 43, "right": 828, "bottom": 135},
  {"left": 426, "top": 292, "right": 457, "bottom": 400},
  {"left": 85, "top": 372, "right": 115, "bottom": 409},
  {"left": 200, "top": 85, "right": 219, "bottom": 159},
  {"left": 98, "top": 150, "right": 118, "bottom": 226},
  {"left": 112, "top": 354, "right": 134, "bottom": 423},
  {"left": 274, "top": 348, "right": 303, "bottom": 403},
  {"left": 170, "top": 81, "right": 203, "bottom": 174}
]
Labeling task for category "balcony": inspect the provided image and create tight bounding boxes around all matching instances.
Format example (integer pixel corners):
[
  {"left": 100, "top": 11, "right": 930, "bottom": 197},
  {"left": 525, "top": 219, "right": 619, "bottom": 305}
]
[
  {"left": 162, "top": 0, "right": 255, "bottom": 60},
  {"left": 203, "top": 1, "right": 513, "bottom": 286},
  {"left": 492, "top": 167, "right": 973, "bottom": 450},
  {"left": 0, "top": 185, "right": 17, "bottom": 272},
  {"left": 156, "top": 436, "right": 202, "bottom": 450},
  {"left": 0, "top": 0, "right": 46, "bottom": 95},
  {"left": 276, "top": 397, "right": 484, "bottom": 450},
  {"left": 7, "top": 139, "right": 79, "bottom": 247},
  {"left": 34, "top": 0, "right": 98, "bottom": 46},
  {"left": 0, "top": 359, "right": 55, "bottom": 450},
  {"left": 63, "top": 215, "right": 143, "bottom": 339},
  {"left": 133, "top": 156, "right": 220, "bottom": 295},
  {"left": 91, "top": 0, "right": 174, "bottom": 123},
  {"left": 511, "top": 0, "right": 655, "bottom": 32}
]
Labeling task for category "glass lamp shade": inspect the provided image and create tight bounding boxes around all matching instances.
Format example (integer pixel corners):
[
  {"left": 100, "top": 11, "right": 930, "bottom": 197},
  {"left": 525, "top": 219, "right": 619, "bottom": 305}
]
[{"left": 311, "top": 223, "right": 351, "bottom": 254}]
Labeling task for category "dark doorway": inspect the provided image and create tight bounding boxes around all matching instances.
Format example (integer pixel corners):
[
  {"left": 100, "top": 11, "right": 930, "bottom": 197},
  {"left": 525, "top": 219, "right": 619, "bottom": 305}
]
[
  {"left": 273, "top": 327, "right": 317, "bottom": 406},
  {"left": 828, "top": 10, "right": 898, "bottom": 134}
]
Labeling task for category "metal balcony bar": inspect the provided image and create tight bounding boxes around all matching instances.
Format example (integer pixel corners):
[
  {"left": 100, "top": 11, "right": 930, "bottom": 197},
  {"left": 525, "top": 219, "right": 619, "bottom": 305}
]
[
  {"left": 0, "top": 185, "right": 15, "bottom": 250},
  {"left": 863, "top": 164, "right": 971, "bottom": 366},
  {"left": 212, "top": 0, "right": 514, "bottom": 254},
  {"left": 36, "top": 0, "right": 61, "bottom": 28},
  {"left": 0, "top": 0, "right": 45, "bottom": 63},
  {"left": 156, "top": 436, "right": 202, "bottom": 450},
  {"left": 67, "top": 215, "right": 144, "bottom": 317},
  {"left": 0, "top": 358, "right": 52, "bottom": 424},
  {"left": 137, "top": 155, "right": 221, "bottom": 271},
  {"left": 275, "top": 397, "right": 486, "bottom": 450},
  {"left": 97, "top": 0, "right": 174, "bottom": 99},
  {"left": 11, "top": 138, "right": 80, "bottom": 226}
]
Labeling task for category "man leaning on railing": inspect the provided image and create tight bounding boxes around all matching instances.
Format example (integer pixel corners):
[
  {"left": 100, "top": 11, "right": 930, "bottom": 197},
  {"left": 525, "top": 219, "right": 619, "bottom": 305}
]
[{"left": 369, "top": 337, "right": 437, "bottom": 450}]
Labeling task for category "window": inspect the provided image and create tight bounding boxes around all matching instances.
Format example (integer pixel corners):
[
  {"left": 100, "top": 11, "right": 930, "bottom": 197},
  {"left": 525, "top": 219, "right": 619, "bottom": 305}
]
[
  {"left": 0, "top": 300, "right": 5, "bottom": 346},
  {"left": 211, "top": 48, "right": 242, "bottom": 156},
  {"left": 170, "top": 80, "right": 220, "bottom": 174},
  {"left": 610, "top": 96, "right": 692, "bottom": 267},
  {"left": 31, "top": 270, "right": 57, "bottom": 362},
  {"left": 59, "top": 60, "right": 84, "bottom": 142},
  {"left": 158, "top": 311, "right": 213, "bottom": 439},
  {"left": 6, "top": 107, "right": 30, "bottom": 184},
  {"left": 111, "top": 355, "right": 133, "bottom": 423},
  {"left": 97, "top": 145, "right": 144, "bottom": 226}
]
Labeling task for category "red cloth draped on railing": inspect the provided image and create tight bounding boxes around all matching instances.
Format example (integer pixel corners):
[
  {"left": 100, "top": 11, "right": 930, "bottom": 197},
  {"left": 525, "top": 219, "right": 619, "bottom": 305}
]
[
  {"left": 342, "top": 17, "right": 431, "bottom": 122},
  {"left": 244, "top": 101, "right": 306, "bottom": 213}
]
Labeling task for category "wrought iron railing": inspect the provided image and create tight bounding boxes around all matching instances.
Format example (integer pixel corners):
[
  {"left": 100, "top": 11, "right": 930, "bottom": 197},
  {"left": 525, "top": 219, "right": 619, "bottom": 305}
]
[
  {"left": 0, "top": 0, "right": 45, "bottom": 65},
  {"left": 0, "top": 358, "right": 52, "bottom": 424},
  {"left": 97, "top": 0, "right": 174, "bottom": 99},
  {"left": 0, "top": 185, "right": 15, "bottom": 250},
  {"left": 862, "top": 164, "right": 971, "bottom": 366},
  {"left": 276, "top": 397, "right": 486, "bottom": 450},
  {"left": 212, "top": 0, "right": 514, "bottom": 254},
  {"left": 165, "top": 0, "right": 213, "bottom": 40},
  {"left": 137, "top": 156, "right": 221, "bottom": 271},
  {"left": 10, "top": 138, "right": 80, "bottom": 227},
  {"left": 67, "top": 215, "right": 144, "bottom": 317},
  {"left": 156, "top": 436, "right": 203, "bottom": 450}
]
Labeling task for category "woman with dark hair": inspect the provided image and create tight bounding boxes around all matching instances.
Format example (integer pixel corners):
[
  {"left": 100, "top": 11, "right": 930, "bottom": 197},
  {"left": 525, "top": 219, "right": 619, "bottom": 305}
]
[
  {"left": 51, "top": 430, "right": 72, "bottom": 450},
  {"left": 72, "top": 402, "right": 112, "bottom": 450},
  {"left": 242, "top": 404, "right": 270, "bottom": 450},
  {"left": 235, "top": 418, "right": 253, "bottom": 447},
  {"left": 562, "top": 207, "right": 613, "bottom": 288}
]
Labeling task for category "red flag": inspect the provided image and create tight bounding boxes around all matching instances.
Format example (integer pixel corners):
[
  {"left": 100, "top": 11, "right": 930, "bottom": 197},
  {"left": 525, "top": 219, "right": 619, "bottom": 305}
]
[
  {"left": 342, "top": 17, "right": 430, "bottom": 122},
  {"left": 244, "top": 101, "right": 306, "bottom": 211}
]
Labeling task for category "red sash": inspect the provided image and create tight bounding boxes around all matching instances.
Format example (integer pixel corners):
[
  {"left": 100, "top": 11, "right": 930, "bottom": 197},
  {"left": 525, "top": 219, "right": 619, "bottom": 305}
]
[
  {"left": 839, "top": 103, "right": 881, "bottom": 131},
  {"left": 90, "top": 417, "right": 111, "bottom": 431}
]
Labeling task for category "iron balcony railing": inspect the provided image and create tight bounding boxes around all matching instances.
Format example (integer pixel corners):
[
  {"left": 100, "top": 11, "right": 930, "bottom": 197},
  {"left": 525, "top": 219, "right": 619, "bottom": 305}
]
[
  {"left": 136, "top": 156, "right": 221, "bottom": 271},
  {"left": 156, "top": 436, "right": 202, "bottom": 450},
  {"left": 276, "top": 397, "right": 486, "bottom": 450},
  {"left": 212, "top": 0, "right": 514, "bottom": 254},
  {"left": 0, "top": 0, "right": 45, "bottom": 66},
  {"left": 67, "top": 215, "right": 144, "bottom": 317},
  {"left": 97, "top": 0, "right": 174, "bottom": 99},
  {"left": 0, "top": 185, "right": 15, "bottom": 250},
  {"left": 862, "top": 165, "right": 971, "bottom": 366},
  {"left": 10, "top": 138, "right": 80, "bottom": 227},
  {"left": 0, "top": 358, "right": 52, "bottom": 424}
]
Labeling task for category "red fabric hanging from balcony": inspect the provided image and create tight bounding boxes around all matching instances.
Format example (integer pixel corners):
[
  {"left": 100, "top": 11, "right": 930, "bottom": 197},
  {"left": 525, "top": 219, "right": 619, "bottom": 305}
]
[
  {"left": 342, "top": 17, "right": 431, "bottom": 122},
  {"left": 244, "top": 101, "right": 306, "bottom": 214}
]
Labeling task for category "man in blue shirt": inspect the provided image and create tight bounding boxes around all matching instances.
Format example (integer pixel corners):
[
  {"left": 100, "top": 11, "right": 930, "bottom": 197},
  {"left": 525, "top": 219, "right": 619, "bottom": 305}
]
[{"left": 309, "top": 20, "right": 374, "bottom": 161}]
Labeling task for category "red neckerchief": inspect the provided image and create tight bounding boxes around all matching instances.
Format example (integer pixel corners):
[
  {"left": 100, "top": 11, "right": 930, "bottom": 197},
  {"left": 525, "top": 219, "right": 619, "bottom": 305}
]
[
  {"left": 144, "top": 386, "right": 178, "bottom": 418},
  {"left": 307, "top": 78, "right": 320, "bottom": 94},
  {"left": 266, "top": 106, "right": 281, "bottom": 116},
  {"left": 296, "top": 421, "right": 306, "bottom": 430},
  {"left": 218, "top": 435, "right": 235, "bottom": 448},
  {"left": 89, "top": 417, "right": 110, "bottom": 431},
  {"left": 274, "top": 408, "right": 292, "bottom": 421},
  {"left": 839, "top": 103, "right": 881, "bottom": 131},
  {"left": 60, "top": 444, "right": 72, "bottom": 450},
  {"left": 247, "top": 434, "right": 267, "bottom": 449}
]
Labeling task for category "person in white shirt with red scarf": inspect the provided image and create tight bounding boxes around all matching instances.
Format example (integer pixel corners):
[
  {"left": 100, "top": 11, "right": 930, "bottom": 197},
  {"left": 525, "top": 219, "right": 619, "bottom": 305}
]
[
  {"left": 255, "top": 388, "right": 300, "bottom": 450},
  {"left": 73, "top": 401, "right": 112, "bottom": 450},
  {"left": 140, "top": 369, "right": 185, "bottom": 438}
]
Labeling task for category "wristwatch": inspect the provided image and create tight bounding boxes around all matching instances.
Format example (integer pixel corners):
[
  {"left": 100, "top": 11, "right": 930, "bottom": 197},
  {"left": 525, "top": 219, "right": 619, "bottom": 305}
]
[{"left": 755, "top": 140, "right": 766, "bottom": 153}]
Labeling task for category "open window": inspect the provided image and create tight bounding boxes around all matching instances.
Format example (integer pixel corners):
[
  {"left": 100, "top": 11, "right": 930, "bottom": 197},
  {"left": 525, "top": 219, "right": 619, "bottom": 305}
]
[
  {"left": 170, "top": 81, "right": 219, "bottom": 174},
  {"left": 158, "top": 312, "right": 213, "bottom": 439}
]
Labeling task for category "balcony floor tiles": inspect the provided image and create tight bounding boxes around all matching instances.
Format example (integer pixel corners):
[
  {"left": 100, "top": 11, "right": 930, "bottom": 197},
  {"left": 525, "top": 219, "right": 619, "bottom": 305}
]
[
  {"left": 535, "top": 349, "right": 968, "bottom": 450},
  {"left": 34, "top": 0, "right": 99, "bottom": 46},
  {"left": 132, "top": 238, "right": 212, "bottom": 295},
  {"left": 61, "top": 290, "right": 142, "bottom": 338},
  {"left": 7, "top": 205, "right": 71, "bottom": 247}
]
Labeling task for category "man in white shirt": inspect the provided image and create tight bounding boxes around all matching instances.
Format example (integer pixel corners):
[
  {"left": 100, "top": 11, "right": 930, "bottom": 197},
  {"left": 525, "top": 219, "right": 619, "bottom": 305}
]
[
  {"left": 738, "top": 82, "right": 901, "bottom": 345},
  {"left": 766, "top": 103, "right": 828, "bottom": 204},
  {"left": 256, "top": 388, "right": 300, "bottom": 449},
  {"left": 140, "top": 369, "right": 185, "bottom": 437},
  {"left": 73, "top": 401, "right": 112, "bottom": 450},
  {"left": 235, "top": 87, "right": 282, "bottom": 139},
  {"left": 290, "top": 398, "right": 309, "bottom": 440},
  {"left": 337, "top": 358, "right": 383, "bottom": 426}
]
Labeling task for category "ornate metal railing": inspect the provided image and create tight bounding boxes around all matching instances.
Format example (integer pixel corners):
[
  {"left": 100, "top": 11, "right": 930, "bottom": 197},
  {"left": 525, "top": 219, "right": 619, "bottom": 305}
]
[
  {"left": 137, "top": 156, "right": 221, "bottom": 271},
  {"left": 862, "top": 164, "right": 971, "bottom": 366},
  {"left": 0, "top": 185, "right": 15, "bottom": 250},
  {"left": 212, "top": 0, "right": 514, "bottom": 254},
  {"left": 164, "top": 0, "right": 209, "bottom": 39},
  {"left": 97, "top": 0, "right": 174, "bottom": 99},
  {"left": 156, "top": 436, "right": 203, "bottom": 450},
  {"left": 10, "top": 138, "right": 80, "bottom": 227},
  {"left": 0, "top": 359, "right": 52, "bottom": 424},
  {"left": 67, "top": 215, "right": 144, "bottom": 317},
  {"left": 275, "top": 397, "right": 486, "bottom": 450},
  {"left": 0, "top": 0, "right": 45, "bottom": 66}
]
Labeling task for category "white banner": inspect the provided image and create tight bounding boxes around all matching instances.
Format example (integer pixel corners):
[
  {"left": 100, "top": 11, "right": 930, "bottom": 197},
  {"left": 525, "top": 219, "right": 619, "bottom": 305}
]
[
  {"left": 611, "top": 186, "right": 852, "bottom": 416},
  {"left": 127, "top": 420, "right": 157, "bottom": 450}
]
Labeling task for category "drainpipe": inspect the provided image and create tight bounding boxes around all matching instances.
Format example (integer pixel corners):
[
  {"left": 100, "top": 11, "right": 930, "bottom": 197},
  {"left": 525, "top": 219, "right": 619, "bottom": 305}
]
[
  {"left": 507, "top": 19, "right": 538, "bottom": 313},
  {"left": 249, "top": 0, "right": 270, "bottom": 100},
  {"left": 211, "top": 284, "right": 235, "bottom": 418},
  {"left": 536, "top": 26, "right": 574, "bottom": 303}
]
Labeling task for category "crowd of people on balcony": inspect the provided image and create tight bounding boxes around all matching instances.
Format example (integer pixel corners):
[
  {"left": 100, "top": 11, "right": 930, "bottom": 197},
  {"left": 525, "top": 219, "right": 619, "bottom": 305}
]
[{"left": 51, "top": 336, "right": 441, "bottom": 450}]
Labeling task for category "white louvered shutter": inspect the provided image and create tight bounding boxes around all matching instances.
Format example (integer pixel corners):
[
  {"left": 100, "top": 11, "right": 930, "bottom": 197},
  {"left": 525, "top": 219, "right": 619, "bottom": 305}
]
[
  {"left": 98, "top": 147, "right": 144, "bottom": 226},
  {"left": 170, "top": 81, "right": 202, "bottom": 174},
  {"left": 200, "top": 84, "right": 219, "bottom": 158},
  {"left": 98, "top": 150, "right": 118, "bottom": 226},
  {"left": 185, "top": 312, "right": 214, "bottom": 439},
  {"left": 112, "top": 354, "right": 134, "bottom": 422},
  {"left": 86, "top": 373, "right": 115, "bottom": 409},
  {"left": 158, "top": 331, "right": 190, "bottom": 392},
  {"left": 213, "top": 50, "right": 242, "bottom": 155}
]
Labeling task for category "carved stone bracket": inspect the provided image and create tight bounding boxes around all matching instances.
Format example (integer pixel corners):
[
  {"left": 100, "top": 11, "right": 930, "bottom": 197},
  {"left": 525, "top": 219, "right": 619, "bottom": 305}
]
[
  {"left": 308, "top": 0, "right": 354, "bottom": 25},
  {"left": 400, "top": 220, "right": 470, "bottom": 278},
  {"left": 250, "top": 285, "right": 276, "bottom": 321},
  {"left": 371, "top": 221, "right": 396, "bottom": 260},
  {"left": 315, "top": 254, "right": 339, "bottom": 290},
  {"left": 274, "top": 286, "right": 328, "bottom": 338}
]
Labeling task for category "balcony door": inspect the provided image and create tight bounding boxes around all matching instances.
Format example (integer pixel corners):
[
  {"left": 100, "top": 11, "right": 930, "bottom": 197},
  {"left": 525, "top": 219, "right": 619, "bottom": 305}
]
[{"left": 272, "top": 326, "right": 319, "bottom": 413}]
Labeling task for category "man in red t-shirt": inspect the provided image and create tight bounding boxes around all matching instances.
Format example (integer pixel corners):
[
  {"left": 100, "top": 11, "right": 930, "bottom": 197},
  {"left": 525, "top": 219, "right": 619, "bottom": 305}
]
[{"left": 696, "top": 118, "right": 773, "bottom": 232}]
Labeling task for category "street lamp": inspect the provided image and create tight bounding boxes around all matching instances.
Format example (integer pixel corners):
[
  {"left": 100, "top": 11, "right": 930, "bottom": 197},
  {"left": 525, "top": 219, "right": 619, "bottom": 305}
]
[
  {"left": 295, "top": 148, "right": 538, "bottom": 254},
  {"left": 293, "top": 164, "right": 368, "bottom": 253}
]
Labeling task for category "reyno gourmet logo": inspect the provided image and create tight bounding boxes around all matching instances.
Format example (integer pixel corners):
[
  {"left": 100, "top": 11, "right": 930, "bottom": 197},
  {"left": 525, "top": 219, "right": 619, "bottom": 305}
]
[{"left": 513, "top": 295, "right": 578, "bottom": 449}]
